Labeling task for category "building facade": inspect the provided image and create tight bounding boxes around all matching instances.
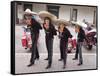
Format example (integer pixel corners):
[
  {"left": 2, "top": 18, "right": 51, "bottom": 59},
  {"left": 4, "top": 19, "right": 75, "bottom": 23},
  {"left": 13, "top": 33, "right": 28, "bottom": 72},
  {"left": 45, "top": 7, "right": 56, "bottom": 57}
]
[{"left": 15, "top": 2, "right": 97, "bottom": 26}]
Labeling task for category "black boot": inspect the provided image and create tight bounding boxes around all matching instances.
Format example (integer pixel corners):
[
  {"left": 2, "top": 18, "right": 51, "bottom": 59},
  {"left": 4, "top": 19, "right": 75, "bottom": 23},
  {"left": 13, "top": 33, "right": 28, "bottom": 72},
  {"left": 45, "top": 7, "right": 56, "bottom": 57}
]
[
  {"left": 44, "top": 58, "right": 48, "bottom": 60},
  {"left": 58, "top": 58, "right": 63, "bottom": 61},
  {"left": 45, "top": 65, "right": 51, "bottom": 69},
  {"left": 72, "top": 58, "right": 78, "bottom": 60},
  {"left": 77, "top": 63, "right": 83, "bottom": 66},
  {"left": 63, "top": 64, "right": 66, "bottom": 69},
  {"left": 27, "top": 63, "right": 34, "bottom": 67}
]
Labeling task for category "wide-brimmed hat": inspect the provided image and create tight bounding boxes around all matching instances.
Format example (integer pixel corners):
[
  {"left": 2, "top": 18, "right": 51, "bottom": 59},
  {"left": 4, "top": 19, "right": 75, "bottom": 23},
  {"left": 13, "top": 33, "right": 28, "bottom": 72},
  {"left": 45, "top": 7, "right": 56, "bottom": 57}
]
[
  {"left": 38, "top": 11, "right": 57, "bottom": 21},
  {"left": 24, "top": 8, "right": 37, "bottom": 15},
  {"left": 54, "top": 19, "right": 69, "bottom": 26},
  {"left": 71, "top": 21, "right": 87, "bottom": 28},
  {"left": 31, "top": 11, "right": 37, "bottom": 15}
]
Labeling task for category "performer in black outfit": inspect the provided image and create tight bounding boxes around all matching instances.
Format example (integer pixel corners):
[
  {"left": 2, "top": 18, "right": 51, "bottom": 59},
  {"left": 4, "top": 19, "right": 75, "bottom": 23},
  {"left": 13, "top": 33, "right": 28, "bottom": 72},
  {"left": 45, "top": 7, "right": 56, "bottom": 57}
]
[
  {"left": 27, "top": 25, "right": 40, "bottom": 60},
  {"left": 73, "top": 25, "right": 85, "bottom": 66},
  {"left": 43, "top": 17, "right": 57, "bottom": 69},
  {"left": 58, "top": 23, "right": 72, "bottom": 69},
  {"left": 26, "top": 17, "right": 42, "bottom": 67}
]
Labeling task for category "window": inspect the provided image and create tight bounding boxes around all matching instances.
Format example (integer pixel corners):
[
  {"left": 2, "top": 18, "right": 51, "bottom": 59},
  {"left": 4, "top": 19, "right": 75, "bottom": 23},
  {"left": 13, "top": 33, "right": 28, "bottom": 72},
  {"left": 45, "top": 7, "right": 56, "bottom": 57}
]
[
  {"left": 17, "top": 2, "right": 22, "bottom": 5},
  {"left": 93, "top": 10, "right": 96, "bottom": 25},
  {"left": 24, "top": 4, "right": 32, "bottom": 11},
  {"left": 47, "top": 5, "right": 60, "bottom": 18},
  {"left": 23, "top": 4, "right": 33, "bottom": 20},
  {"left": 71, "top": 9, "right": 78, "bottom": 21}
]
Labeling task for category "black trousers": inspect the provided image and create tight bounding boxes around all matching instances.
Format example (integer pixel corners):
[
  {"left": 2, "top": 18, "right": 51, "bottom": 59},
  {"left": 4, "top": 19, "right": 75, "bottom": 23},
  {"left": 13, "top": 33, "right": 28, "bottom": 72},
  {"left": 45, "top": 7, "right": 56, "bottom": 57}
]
[
  {"left": 30, "top": 34, "right": 39, "bottom": 64},
  {"left": 35, "top": 46, "right": 39, "bottom": 58},
  {"left": 45, "top": 37, "right": 53, "bottom": 67},
  {"left": 30, "top": 44, "right": 39, "bottom": 59},
  {"left": 60, "top": 43, "right": 63, "bottom": 59},
  {"left": 74, "top": 42, "right": 83, "bottom": 64},
  {"left": 60, "top": 39, "right": 68, "bottom": 65}
]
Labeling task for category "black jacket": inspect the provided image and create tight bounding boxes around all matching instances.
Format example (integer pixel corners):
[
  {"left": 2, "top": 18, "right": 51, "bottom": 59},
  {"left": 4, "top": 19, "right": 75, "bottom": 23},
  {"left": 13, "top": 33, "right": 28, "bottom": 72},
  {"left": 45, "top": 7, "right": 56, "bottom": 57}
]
[
  {"left": 43, "top": 23, "right": 57, "bottom": 39},
  {"left": 30, "top": 18, "right": 42, "bottom": 35},
  {"left": 60, "top": 27, "right": 72, "bottom": 42},
  {"left": 77, "top": 28, "right": 85, "bottom": 42}
]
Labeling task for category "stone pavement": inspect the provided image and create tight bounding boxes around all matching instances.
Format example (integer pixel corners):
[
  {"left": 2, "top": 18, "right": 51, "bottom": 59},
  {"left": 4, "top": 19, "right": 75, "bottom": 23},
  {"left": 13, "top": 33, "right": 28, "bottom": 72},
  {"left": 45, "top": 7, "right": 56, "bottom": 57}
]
[{"left": 15, "top": 53, "right": 97, "bottom": 74}]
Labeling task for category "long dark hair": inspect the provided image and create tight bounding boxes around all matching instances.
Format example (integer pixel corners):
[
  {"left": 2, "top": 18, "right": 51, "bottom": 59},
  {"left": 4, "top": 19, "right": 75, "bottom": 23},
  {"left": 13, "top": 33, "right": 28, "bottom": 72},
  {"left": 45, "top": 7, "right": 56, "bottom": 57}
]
[
  {"left": 31, "top": 17, "right": 39, "bottom": 25},
  {"left": 75, "top": 25, "right": 84, "bottom": 33},
  {"left": 79, "top": 26, "right": 84, "bottom": 33},
  {"left": 43, "top": 17, "right": 52, "bottom": 26}
]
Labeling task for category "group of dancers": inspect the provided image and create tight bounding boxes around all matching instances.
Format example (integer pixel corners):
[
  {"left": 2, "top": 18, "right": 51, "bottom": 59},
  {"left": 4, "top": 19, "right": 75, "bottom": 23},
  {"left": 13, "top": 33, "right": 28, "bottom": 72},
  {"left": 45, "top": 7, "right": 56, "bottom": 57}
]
[{"left": 24, "top": 9, "right": 85, "bottom": 69}]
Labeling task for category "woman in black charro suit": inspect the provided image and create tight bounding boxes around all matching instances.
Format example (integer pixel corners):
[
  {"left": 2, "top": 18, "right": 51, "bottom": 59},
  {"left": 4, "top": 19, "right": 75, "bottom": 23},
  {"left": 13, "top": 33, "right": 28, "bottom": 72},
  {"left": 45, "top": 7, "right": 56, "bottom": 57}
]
[{"left": 43, "top": 17, "right": 57, "bottom": 69}]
